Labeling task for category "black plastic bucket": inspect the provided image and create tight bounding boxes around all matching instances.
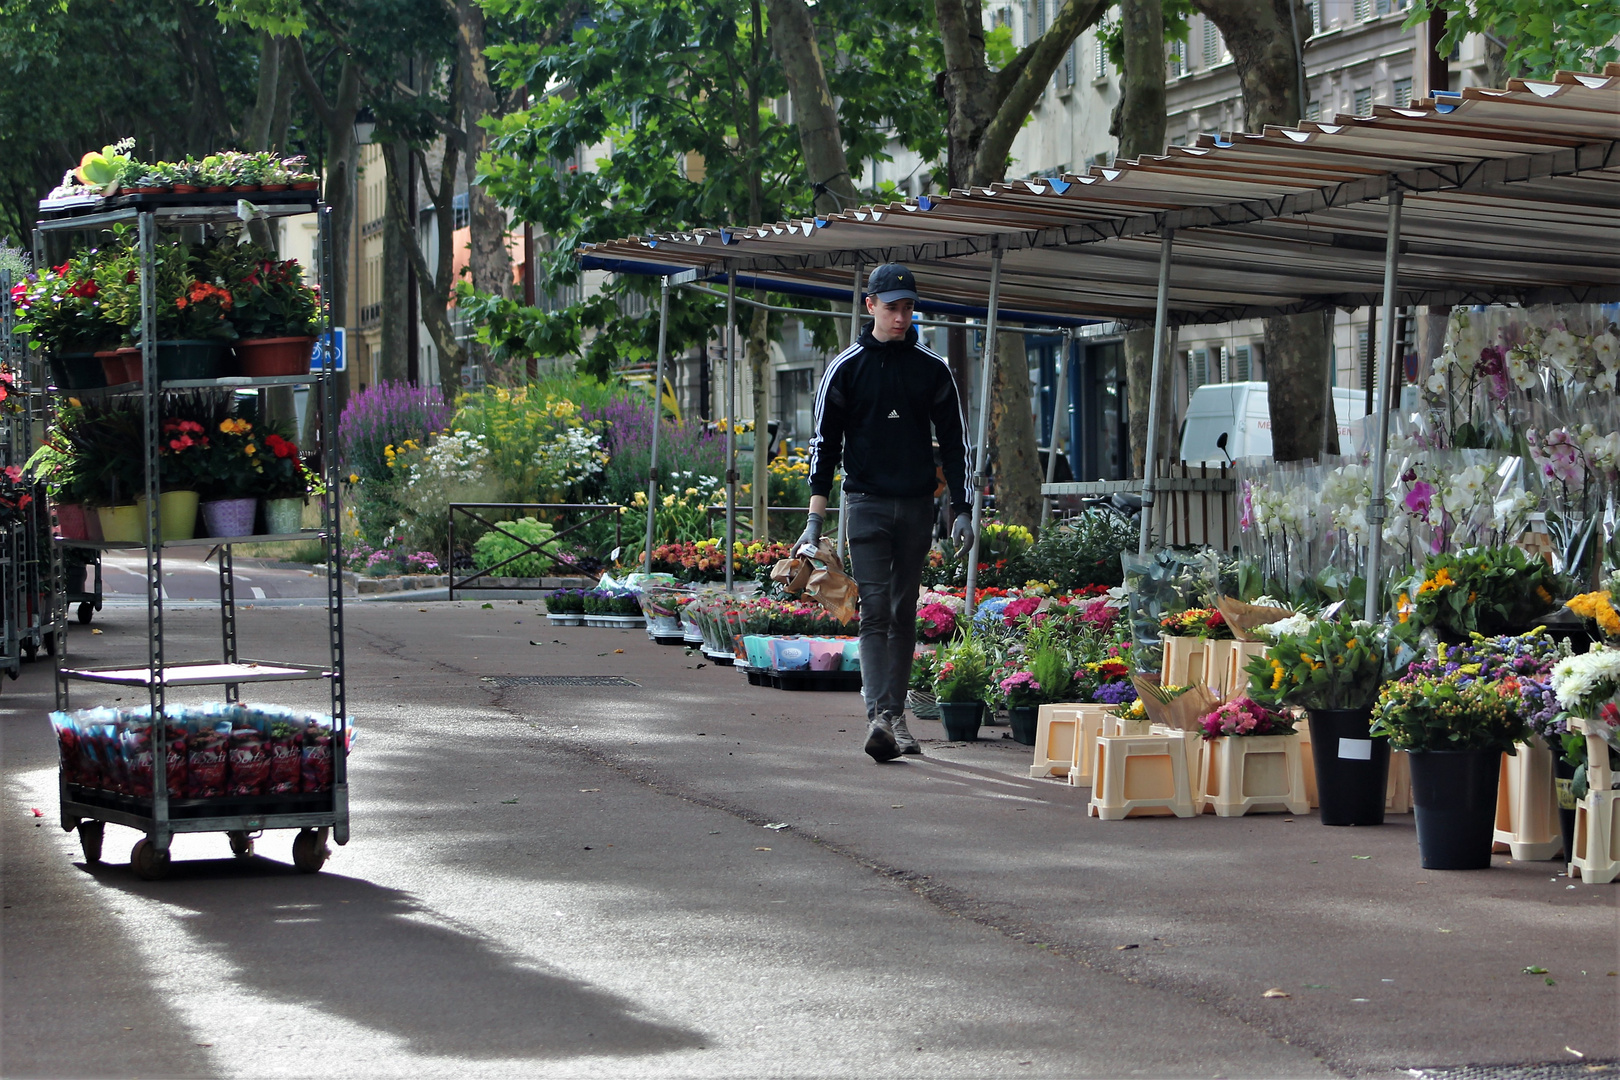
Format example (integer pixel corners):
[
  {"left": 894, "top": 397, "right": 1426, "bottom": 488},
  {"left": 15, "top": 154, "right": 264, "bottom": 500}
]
[
  {"left": 49, "top": 352, "right": 107, "bottom": 390},
  {"left": 1409, "top": 749, "right": 1501, "bottom": 869},
  {"left": 1555, "top": 754, "right": 1576, "bottom": 864},
  {"left": 154, "top": 340, "right": 229, "bottom": 382},
  {"left": 1008, "top": 706, "right": 1038, "bottom": 746},
  {"left": 1307, "top": 708, "right": 1390, "bottom": 826}
]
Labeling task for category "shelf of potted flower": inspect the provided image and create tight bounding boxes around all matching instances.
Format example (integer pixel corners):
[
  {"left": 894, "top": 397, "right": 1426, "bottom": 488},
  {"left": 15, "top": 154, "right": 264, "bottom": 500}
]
[
  {"left": 1244, "top": 609, "right": 1418, "bottom": 826},
  {"left": 933, "top": 632, "right": 991, "bottom": 741},
  {"left": 1370, "top": 666, "right": 1533, "bottom": 869}
]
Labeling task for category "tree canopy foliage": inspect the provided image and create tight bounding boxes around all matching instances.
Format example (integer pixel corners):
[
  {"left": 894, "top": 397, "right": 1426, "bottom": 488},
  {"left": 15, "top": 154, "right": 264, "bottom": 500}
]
[{"left": 1406, "top": 0, "right": 1620, "bottom": 78}]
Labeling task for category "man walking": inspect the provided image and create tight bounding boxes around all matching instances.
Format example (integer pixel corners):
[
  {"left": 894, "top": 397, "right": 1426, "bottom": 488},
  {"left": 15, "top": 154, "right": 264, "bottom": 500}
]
[{"left": 796, "top": 264, "right": 974, "bottom": 762}]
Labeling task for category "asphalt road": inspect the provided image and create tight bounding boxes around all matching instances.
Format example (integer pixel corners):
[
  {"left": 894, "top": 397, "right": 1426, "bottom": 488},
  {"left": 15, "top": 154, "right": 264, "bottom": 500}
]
[
  {"left": 90, "top": 551, "right": 332, "bottom": 607},
  {"left": 3, "top": 601, "right": 1617, "bottom": 1079}
]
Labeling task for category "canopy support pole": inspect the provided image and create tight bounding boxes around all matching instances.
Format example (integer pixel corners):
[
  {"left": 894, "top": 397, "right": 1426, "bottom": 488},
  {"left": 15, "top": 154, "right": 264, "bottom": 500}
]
[
  {"left": 1040, "top": 328, "right": 1073, "bottom": 529},
  {"left": 964, "top": 247, "right": 1004, "bottom": 619},
  {"left": 836, "top": 265, "right": 861, "bottom": 562},
  {"left": 643, "top": 276, "right": 670, "bottom": 573},
  {"left": 1364, "top": 191, "right": 1403, "bottom": 623},
  {"left": 724, "top": 271, "right": 737, "bottom": 591},
  {"left": 1138, "top": 230, "right": 1174, "bottom": 557}
]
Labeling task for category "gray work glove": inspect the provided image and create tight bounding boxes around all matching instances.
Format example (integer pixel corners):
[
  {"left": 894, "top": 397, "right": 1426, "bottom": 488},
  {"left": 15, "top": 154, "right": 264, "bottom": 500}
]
[
  {"left": 950, "top": 512, "right": 974, "bottom": 549},
  {"left": 795, "top": 512, "right": 824, "bottom": 558}
]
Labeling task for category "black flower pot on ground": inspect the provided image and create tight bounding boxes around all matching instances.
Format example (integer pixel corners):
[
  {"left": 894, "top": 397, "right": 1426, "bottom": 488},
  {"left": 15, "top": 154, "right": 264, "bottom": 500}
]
[
  {"left": 1307, "top": 708, "right": 1390, "bottom": 826},
  {"left": 938, "top": 701, "right": 983, "bottom": 742},
  {"left": 1007, "top": 706, "right": 1038, "bottom": 746},
  {"left": 1409, "top": 748, "right": 1501, "bottom": 869},
  {"left": 1555, "top": 754, "right": 1577, "bottom": 865}
]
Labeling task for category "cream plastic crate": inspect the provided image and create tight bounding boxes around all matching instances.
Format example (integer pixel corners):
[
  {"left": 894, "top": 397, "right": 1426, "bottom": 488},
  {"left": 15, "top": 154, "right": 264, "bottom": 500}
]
[
  {"left": 1196, "top": 732, "right": 1309, "bottom": 817},
  {"left": 1387, "top": 749, "right": 1412, "bottom": 815},
  {"left": 1087, "top": 733, "right": 1197, "bottom": 819},
  {"left": 1161, "top": 636, "right": 1238, "bottom": 696},
  {"left": 1223, "top": 640, "right": 1269, "bottom": 699},
  {"left": 1491, "top": 742, "right": 1564, "bottom": 862},
  {"left": 1570, "top": 718, "right": 1620, "bottom": 884},
  {"left": 1030, "top": 703, "right": 1110, "bottom": 780}
]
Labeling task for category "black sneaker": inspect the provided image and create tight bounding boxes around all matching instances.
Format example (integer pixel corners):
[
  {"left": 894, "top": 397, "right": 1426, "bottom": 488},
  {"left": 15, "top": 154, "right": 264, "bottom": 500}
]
[
  {"left": 864, "top": 715, "right": 901, "bottom": 762},
  {"left": 890, "top": 715, "right": 921, "bottom": 755}
]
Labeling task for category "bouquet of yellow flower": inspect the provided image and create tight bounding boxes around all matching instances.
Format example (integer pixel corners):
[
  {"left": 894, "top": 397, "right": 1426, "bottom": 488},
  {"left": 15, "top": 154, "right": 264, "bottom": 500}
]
[{"left": 1566, "top": 582, "right": 1620, "bottom": 642}]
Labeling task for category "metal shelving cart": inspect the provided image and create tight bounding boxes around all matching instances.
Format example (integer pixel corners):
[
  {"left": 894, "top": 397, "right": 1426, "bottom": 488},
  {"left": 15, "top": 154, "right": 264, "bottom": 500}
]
[
  {"left": 1, "top": 268, "right": 54, "bottom": 681},
  {"left": 35, "top": 192, "right": 348, "bottom": 878}
]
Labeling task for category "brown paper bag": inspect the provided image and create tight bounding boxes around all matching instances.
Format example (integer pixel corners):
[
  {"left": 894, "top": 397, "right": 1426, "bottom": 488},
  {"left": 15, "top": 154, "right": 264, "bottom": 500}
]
[
  {"left": 1132, "top": 675, "right": 1218, "bottom": 732},
  {"left": 805, "top": 538, "right": 860, "bottom": 623},
  {"left": 770, "top": 555, "right": 814, "bottom": 595},
  {"left": 1215, "top": 596, "right": 1295, "bottom": 642}
]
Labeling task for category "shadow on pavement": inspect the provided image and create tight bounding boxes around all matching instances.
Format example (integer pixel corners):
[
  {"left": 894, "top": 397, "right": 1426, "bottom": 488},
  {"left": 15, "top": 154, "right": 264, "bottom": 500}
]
[{"left": 88, "top": 860, "right": 704, "bottom": 1062}]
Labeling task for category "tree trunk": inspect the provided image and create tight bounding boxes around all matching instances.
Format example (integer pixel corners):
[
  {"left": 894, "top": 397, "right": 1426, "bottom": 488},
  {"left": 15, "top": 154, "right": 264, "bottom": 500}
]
[
  {"left": 990, "top": 331, "right": 1044, "bottom": 529},
  {"left": 1267, "top": 310, "right": 1338, "bottom": 460},
  {"left": 379, "top": 141, "right": 414, "bottom": 384},
  {"left": 748, "top": 304, "right": 771, "bottom": 541},
  {"left": 1114, "top": 0, "right": 1167, "bottom": 478},
  {"left": 455, "top": 0, "right": 516, "bottom": 303},
  {"left": 1124, "top": 327, "right": 1177, "bottom": 477},
  {"left": 764, "top": 0, "right": 859, "bottom": 218},
  {"left": 1195, "top": 0, "right": 1333, "bottom": 461}
]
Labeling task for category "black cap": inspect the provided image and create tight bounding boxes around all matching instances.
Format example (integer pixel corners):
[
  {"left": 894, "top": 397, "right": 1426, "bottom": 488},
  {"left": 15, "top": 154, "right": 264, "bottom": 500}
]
[{"left": 866, "top": 263, "right": 920, "bottom": 303}]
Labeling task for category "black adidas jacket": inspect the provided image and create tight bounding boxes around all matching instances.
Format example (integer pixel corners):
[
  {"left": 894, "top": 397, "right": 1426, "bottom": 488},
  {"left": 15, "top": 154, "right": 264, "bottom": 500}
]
[{"left": 807, "top": 324, "right": 972, "bottom": 519}]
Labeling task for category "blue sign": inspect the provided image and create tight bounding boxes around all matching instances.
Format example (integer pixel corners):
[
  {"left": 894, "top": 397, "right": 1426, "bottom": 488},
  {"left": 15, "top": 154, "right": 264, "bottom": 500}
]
[{"left": 310, "top": 327, "right": 347, "bottom": 373}]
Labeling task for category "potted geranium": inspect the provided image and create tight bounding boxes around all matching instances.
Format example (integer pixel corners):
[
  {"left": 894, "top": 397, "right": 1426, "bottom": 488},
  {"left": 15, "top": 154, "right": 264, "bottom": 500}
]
[
  {"left": 226, "top": 246, "right": 320, "bottom": 376},
  {"left": 933, "top": 632, "right": 991, "bottom": 741},
  {"left": 259, "top": 430, "right": 312, "bottom": 534},
  {"left": 1371, "top": 670, "right": 1532, "bottom": 869},
  {"left": 1246, "top": 610, "right": 1417, "bottom": 826},
  {"left": 141, "top": 243, "right": 237, "bottom": 380},
  {"left": 15, "top": 252, "right": 118, "bottom": 389}
]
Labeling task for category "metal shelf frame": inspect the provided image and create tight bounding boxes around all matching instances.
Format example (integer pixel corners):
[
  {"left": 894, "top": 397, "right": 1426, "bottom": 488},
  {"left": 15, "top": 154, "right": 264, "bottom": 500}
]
[{"left": 33, "top": 197, "right": 349, "bottom": 861}]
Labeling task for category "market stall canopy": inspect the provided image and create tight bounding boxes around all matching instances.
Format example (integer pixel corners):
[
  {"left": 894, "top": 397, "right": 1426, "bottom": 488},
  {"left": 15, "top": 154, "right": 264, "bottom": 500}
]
[{"left": 579, "top": 70, "right": 1620, "bottom": 326}]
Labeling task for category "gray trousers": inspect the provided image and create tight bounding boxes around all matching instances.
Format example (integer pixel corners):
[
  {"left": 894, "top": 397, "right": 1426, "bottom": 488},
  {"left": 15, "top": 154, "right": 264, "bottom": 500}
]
[{"left": 844, "top": 493, "right": 936, "bottom": 721}]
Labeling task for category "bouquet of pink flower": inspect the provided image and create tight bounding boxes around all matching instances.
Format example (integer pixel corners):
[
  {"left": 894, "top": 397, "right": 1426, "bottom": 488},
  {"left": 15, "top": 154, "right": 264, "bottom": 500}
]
[
  {"left": 916, "top": 602, "right": 958, "bottom": 642},
  {"left": 1198, "top": 696, "right": 1295, "bottom": 741}
]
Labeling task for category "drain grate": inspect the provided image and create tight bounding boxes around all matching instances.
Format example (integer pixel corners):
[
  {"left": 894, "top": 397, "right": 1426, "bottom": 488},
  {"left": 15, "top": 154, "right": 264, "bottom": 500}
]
[
  {"left": 1406, "top": 1064, "right": 1618, "bottom": 1079},
  {"left": 481, "top": 675, "right": 640, "bottom": 687}
]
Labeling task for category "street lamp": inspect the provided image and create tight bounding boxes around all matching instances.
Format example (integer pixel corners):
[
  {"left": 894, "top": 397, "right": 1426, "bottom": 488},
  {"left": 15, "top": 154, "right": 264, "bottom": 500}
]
[{"left": 353, "top": 107, "right": 377, "bottom": 147}]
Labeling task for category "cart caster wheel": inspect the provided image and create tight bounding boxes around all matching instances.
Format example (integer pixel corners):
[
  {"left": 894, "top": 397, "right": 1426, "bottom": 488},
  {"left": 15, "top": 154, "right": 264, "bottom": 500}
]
[
  {"left": 78, "top": 821, "right": 105, "bottom": 865},
  {"left": 291, "top": 829, "right": 329, "bottom": 874},
  {"left": 228, "top": 831, "right": 255, "bottom": 859},
  {"left": 130, "top": 838, "right": 170, "bottom": 881},
  {"left": 77, "top": 603, "right": 93, "bottom": 625}
]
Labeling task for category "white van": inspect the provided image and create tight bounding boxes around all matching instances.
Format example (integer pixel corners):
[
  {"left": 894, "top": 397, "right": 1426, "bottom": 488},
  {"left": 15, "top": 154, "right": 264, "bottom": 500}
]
[{"left": 1178, "top": 381, "right": 1375, "bottom": 464}]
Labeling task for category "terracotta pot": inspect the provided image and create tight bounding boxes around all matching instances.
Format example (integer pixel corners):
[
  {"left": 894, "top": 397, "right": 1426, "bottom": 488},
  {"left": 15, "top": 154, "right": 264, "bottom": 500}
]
[
  {"left": 171, "top": 184, "right": 200, "bottom": 193},
  {"left": 235, "top": 336, "right": 316, "bottom": 377},
  {"left": 204, "top": 185, "right": 228, "bottom": 193},
  {"left": 55, "top": 503, "right": 90, "bottom": 540},
  {"left": 259, "top": 184, "right": 288, "bottom": 192},
  {"left": 231, "top": 184, "right": 259, "bottom": 192},
  {"left": 95, "top": 350, "right": 125, "bottom": 384},
  {"left": 291, "top": 182, "right": 319, "bottom": 191},
  {"left": 114, "top": 346, "right": 142, "bottom": 383}
]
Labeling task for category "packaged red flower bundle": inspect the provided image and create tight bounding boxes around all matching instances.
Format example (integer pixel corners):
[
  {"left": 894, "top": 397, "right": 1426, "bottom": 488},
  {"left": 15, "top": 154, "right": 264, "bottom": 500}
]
[
  {"left": 267, "top": 720, "right": 302, "bottom": 793},
  {"left": 227, "top": 726, "right": 271, "bottom": 796},
  {"left": 187, "top": 724, "right": 230, "bottom": 798}
]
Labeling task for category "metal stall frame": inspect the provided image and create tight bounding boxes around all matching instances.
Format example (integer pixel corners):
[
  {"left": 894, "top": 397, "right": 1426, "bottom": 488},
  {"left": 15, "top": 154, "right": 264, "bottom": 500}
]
[{"left": 34, "top": 193, "right": 347, "bottom": 878}]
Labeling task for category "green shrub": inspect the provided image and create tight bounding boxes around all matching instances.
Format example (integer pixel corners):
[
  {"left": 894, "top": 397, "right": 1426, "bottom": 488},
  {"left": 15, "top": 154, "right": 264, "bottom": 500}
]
[{"left": 472, "top": 517, "right": 557, "bottom": 577}]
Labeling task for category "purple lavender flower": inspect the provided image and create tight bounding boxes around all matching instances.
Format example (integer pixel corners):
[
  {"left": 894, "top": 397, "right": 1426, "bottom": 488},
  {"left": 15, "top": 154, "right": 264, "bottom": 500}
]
[{"left": 339, "top": 381, "right": 452, "bottom": 481}]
